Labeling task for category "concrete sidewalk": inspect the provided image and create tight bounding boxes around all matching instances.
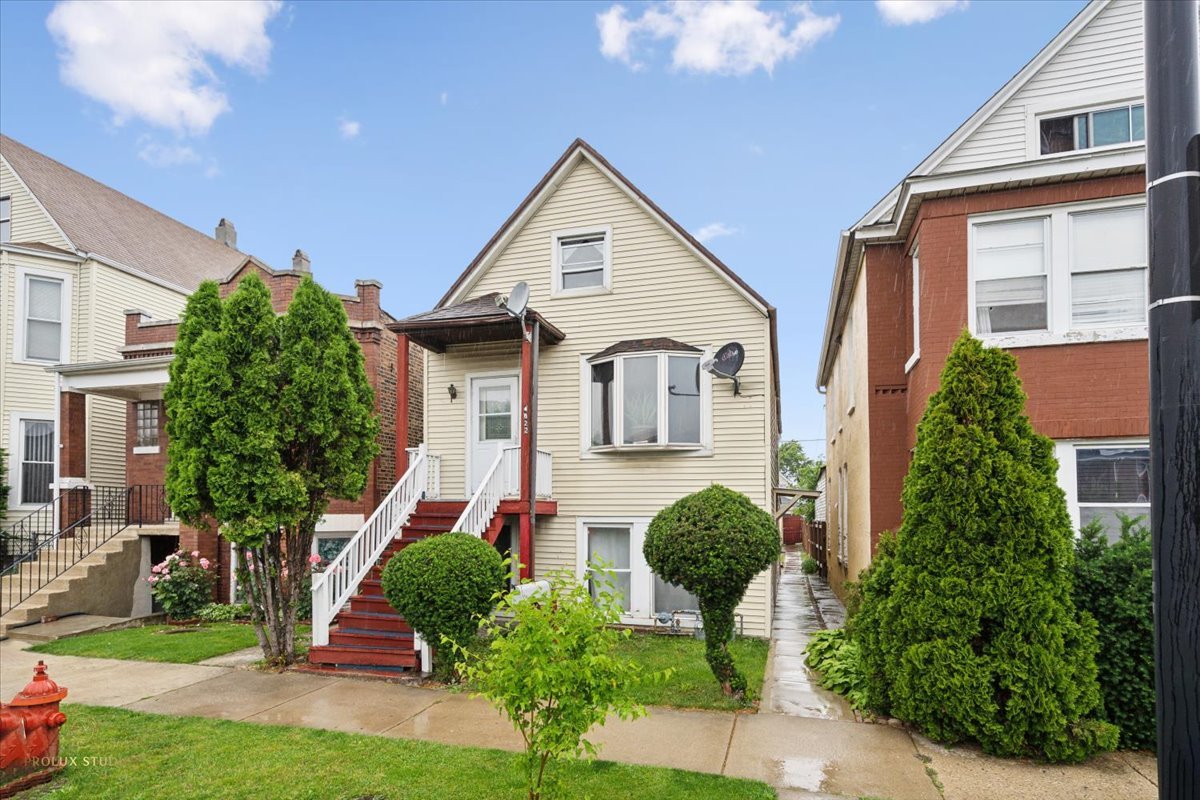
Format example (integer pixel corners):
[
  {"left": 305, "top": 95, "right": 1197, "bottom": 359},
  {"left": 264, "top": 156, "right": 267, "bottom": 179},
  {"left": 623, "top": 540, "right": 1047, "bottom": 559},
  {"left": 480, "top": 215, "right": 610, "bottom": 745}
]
[{"left": 0, "top": 639, "right": 1157, "bottom": 800}]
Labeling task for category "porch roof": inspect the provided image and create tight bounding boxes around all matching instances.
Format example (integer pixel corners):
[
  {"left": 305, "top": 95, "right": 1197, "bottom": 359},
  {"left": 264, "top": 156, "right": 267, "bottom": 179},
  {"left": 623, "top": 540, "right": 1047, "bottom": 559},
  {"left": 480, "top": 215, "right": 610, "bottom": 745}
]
[
  {"left": 388, "top": 293, "right": 565, "bottom": 353},
  {"left": 47, "top": 355, "right": 172, "bottom": 401}
]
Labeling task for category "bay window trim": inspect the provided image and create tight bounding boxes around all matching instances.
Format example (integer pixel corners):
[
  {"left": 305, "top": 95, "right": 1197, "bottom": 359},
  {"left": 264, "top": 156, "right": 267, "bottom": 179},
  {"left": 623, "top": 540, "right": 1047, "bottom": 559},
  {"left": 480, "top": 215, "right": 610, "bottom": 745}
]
[
  {"left": 13, "top": 266, "right": 72, "bottom": 366},
  {"left": 579, "top": 349, "right": 713, "bottom": 457},
  {"left": 967, "top": 196, "right": 1148, "bottom": 349}
]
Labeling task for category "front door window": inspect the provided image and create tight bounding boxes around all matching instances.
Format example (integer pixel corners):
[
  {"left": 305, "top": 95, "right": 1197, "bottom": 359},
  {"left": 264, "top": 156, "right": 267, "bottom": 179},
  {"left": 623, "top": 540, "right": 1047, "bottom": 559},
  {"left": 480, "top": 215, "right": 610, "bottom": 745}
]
[{"left": 469, "top": 375, "right": 518, "bottom": 492}]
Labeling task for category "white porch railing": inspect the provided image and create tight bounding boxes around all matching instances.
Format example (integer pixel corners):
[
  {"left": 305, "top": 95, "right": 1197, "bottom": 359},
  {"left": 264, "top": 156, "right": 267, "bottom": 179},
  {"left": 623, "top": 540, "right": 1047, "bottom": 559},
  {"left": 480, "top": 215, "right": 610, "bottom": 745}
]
[
  {"left": 453, "top": 446, "right": 519, "bottom": 537},
  {"left": 536, "top": 448, "right": 553, "bottom": 499},
  {"left": 311, "top": 444, "right": 435, "bottom": 646}
]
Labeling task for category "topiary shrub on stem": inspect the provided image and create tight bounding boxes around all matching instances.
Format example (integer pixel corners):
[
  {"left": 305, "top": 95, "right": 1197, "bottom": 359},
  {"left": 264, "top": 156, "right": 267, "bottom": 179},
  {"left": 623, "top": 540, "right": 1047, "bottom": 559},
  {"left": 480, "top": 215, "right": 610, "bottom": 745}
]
[
  {"left": 852, "top": 331, "right": 1117, "bottom": 762},
  {"left": 644, "top": 484, "right": 780, "bottom": 698},
  {"left": 381, "top": 532, "right": 505, "bottom": 678},
  {"left": 1073, "top": 514, "right": 1154, "bottom": 750}
]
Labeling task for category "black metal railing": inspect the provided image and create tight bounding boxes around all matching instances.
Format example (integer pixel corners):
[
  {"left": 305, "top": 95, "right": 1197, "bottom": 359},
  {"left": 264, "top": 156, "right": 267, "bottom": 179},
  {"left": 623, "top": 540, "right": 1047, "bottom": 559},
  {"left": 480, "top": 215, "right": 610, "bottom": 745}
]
[{"left": 1, "top": 484, "right": 175, "bottom": 617}]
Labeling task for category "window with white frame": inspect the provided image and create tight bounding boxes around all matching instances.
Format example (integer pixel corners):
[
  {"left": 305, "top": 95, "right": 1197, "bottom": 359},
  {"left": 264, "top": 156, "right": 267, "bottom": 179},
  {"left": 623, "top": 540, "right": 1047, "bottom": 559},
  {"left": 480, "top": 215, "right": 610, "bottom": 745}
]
[
  {"left": 1039, "top": 102, "right": 1144, "bottom": 155},
  {"left": 584, "top": 524, "right": 632, "bottom": 611},
  {"left": 0, "top": 195, "right": 11, "bottom": 242},
  {"left": 135, "top": 401, "right": 160, "bottom": 449},
  {"left": 580, "top": 519, "right": 697, "bottom": 619},
  {"left": 587, "top": 351, "right": 705, "bottom": 451},
  {"left": 1076, "top": 446, "right": 1150, "bottom": 539},
  {"left": 907, "top": 246, "right": 920, "bottom": 370},
  {"left": 836, "top": 463, "right": 849, "bottom": 566},
  {"left": 18, "top": 419, "right": 54, "bottom": 505},
  {"left": 970, "top": 199, "right": 1147, "bottom": 342},
  {"left": 553, "top": 227, "right": 610, "bottom": 293},
  {"left": 22, "top": 274, "right": 66, "bottom": 362}
]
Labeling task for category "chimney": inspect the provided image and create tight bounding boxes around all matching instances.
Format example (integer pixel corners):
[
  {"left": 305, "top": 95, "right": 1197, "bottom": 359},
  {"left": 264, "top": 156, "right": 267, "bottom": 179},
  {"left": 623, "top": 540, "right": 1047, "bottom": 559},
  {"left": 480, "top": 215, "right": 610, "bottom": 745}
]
[
  {"left": 292, "top": 249, "right": 311, "bottom": 273},
  {"left": 214, "top": 218, "right": 237, "bottom": 249}
]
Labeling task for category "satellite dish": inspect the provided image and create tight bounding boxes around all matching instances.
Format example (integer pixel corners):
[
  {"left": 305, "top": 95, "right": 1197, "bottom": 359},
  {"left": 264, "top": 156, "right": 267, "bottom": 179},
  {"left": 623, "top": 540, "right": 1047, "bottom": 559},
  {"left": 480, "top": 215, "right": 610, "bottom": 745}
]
[
  {"left": 502, "top": 281, "right": 530, "bottom": 319},
  {"left": 703, "top": 342, "right": 745, "bottom": 395}
]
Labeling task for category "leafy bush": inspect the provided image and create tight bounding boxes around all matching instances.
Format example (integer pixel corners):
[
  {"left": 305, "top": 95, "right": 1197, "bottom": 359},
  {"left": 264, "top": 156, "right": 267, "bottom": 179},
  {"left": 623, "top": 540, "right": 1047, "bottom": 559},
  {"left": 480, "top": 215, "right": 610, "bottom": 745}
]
[
  {"left": 850, "top": 332, "right": 1116, "bottom": 762},
  {"left": 804, "top": 628, "right": 868, "bottom": 709},
  {"left": 645, "top": 484, "right": 780, "bottom": 698},
  {"left": 148, "top": 550, "right": 216, "bottom": 620},
  {"left": 1074, "top": 514, "right": 1155, "bottom": 750},
  {"left": 455, "top": 568, "right": 649, "bottom": 800},
  {"left": 800, "top": 555, "right": 819, "bottom": 575},
  {"left": 196, "top": 603, "right": 252, "bottom": 622},
  {"left": 381, "top": 533, "right": 505, "bottom": 675}
]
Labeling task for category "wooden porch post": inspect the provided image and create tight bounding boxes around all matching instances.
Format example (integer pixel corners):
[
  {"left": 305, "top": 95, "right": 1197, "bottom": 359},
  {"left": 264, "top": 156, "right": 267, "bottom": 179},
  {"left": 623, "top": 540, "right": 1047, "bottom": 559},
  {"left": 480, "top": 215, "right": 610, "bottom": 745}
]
[
  {"left": 518, "top": 320, "right": 534, "bottom": 580},
  {"left": 396, "top": 333, "right": 410, "bottom": 480}
]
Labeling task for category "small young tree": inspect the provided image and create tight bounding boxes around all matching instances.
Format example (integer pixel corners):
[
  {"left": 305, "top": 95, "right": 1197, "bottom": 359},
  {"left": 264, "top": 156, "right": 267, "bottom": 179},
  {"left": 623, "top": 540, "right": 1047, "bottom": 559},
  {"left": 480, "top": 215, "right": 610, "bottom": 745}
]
[
  {"left": 852, "top": 331, "right": 1116, "bottom": 762},
  {"left": 455, "top": 568, "right": 647, "bottom": 800},
  {"left": 381, "top": 533, "right": 505, "bottom": 677},
  {"left": 778, "top": 440, "right": 823, "bottom": 518},
  {"left": 644, "top": 484, "right": 780, "bottom": 698},
  {"left": 165, "top": 274, "right": 378, "bottom": 664}
]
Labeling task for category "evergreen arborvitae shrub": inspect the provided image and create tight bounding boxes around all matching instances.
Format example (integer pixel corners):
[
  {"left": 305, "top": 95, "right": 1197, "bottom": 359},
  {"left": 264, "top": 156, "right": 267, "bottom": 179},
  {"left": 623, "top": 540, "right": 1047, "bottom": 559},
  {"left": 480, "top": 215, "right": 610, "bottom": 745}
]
[
  {"left": 644, "top": 484, "right": 780, "bottom": 698},
  {"left": 852, "top": 332, "right": 1117, "bottom": 762},
  {"left": 381, "top": 533, "right": 505, "bottom": 674},
  {"left": 1073, "top": 515, "right": 1155, "bottom": 750}
]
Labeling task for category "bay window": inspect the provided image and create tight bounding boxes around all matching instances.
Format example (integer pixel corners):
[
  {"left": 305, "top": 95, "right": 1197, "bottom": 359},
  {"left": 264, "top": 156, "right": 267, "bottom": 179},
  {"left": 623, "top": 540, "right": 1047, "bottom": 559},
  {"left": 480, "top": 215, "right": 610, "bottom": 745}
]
[
  {"left": 586, "top": 348, "right": 707, "bottom": 452},
  {"left": 970, "top": 198, "right": 1147, "bottom": 344}
]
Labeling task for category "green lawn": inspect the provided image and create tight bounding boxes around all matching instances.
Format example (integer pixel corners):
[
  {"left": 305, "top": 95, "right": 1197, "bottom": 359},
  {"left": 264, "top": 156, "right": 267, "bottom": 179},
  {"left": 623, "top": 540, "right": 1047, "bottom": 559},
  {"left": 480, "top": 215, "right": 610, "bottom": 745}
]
[
  {"left": 29, "top": 623, "right": 309, "bottom": 664},
  {"left": 27, "top": 705, "right": 775, "bottom": 800},
  {"left": 614, "top": 632, "right": 769, "bottom": 711}
]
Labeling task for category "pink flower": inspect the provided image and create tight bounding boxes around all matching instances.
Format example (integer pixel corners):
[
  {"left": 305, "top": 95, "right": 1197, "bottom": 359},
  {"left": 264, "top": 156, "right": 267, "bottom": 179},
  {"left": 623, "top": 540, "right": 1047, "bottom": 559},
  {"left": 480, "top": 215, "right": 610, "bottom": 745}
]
[
  {"left": 199, "top": 558, "right": 210, "bottom": 569},
  {"left": 161, "top": 570, "right": 170, "bottom": 579},
  {"left": 147, "top": 576, "right": 157, "bottom": 585},
  {"left": 308, "top": 553, "right": 322, "bottom": 566},
  {"left": 151, "top": 564, "right": 162, "bottom": 574},
  {"left": 191, "top": 550, "right": 200, "bottom": 558}
]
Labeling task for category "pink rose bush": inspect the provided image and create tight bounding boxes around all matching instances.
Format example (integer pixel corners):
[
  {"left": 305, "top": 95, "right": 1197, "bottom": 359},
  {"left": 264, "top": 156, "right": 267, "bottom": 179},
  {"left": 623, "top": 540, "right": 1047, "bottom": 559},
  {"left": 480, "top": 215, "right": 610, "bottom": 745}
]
[{"left": 148, "top": 549, "right": 216, "bottom": 620}]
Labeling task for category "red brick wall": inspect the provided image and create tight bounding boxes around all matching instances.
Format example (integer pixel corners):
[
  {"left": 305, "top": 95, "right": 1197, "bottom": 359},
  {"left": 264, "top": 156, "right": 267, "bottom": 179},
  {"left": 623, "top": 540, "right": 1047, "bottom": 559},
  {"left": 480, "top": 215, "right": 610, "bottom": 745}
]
[{"left": 863, "top": 173, "right": 1150, "bottom": 553}]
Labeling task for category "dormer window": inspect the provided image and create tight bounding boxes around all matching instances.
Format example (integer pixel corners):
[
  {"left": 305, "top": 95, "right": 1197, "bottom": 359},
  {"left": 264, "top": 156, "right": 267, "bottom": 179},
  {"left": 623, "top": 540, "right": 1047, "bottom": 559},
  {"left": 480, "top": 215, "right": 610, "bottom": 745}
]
[
  {"left": 1039, "top": 102, "right": 1144, "bottom": 155},
  {"left": 552, "top": 225, "right": 611, "bottom": 295}
]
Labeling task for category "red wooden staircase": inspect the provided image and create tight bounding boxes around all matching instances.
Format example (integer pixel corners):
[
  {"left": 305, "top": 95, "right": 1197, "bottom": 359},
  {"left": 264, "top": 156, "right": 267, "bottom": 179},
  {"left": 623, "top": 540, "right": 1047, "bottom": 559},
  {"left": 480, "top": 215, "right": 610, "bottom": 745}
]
[{"left": 306, "top": 499, "right": 467, "bottom": 674}]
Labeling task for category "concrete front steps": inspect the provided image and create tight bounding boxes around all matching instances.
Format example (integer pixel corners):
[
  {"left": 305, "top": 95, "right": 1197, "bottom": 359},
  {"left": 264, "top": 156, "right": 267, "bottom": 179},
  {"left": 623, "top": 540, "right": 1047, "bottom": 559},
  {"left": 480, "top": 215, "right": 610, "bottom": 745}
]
[
  {"left": 305, "top": 499, "right": 467, "bottom": 674},
  {"left": 0, "top": 526, "right": 143, "bottom": 635}
]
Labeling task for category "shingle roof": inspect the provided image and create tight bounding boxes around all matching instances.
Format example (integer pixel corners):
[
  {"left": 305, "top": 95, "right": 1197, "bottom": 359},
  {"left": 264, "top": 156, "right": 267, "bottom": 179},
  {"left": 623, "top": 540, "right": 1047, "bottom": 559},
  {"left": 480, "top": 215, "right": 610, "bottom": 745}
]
[
  {"left": 400, "top": 292, "right": 508, "bottom": 324},
  {"left": 1, "top": 134, "right": 246, "bottom": 290},
  {"left": 389, "top": 292, "right": 565, "bottom": 352},
  {"left": 588, "top": 338, "right": 702, "bottom": 361}
]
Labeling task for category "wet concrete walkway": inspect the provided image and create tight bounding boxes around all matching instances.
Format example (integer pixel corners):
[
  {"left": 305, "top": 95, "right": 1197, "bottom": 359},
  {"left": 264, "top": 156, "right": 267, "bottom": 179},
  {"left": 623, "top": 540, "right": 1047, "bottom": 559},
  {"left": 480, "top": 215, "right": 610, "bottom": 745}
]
[
  {"left": 0, "top": 628, "right": 1158, "bottom": 799},
  {"left": 761, "top": 546, "right": 854, "bottom": 720}
]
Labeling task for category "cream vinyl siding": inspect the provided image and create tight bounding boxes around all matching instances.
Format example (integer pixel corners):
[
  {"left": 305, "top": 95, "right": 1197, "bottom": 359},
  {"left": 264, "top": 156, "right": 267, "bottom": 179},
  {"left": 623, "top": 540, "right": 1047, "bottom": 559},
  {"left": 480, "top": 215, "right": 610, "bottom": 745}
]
[
  {"left": 0, "top": 157, "right": 71, "bottom": 249},
  {"left": 424, "top": 159, "right": 776, "bottom": 635},
  {"left": 935, "top": 0, "right": 1144, "bottom": 174}
]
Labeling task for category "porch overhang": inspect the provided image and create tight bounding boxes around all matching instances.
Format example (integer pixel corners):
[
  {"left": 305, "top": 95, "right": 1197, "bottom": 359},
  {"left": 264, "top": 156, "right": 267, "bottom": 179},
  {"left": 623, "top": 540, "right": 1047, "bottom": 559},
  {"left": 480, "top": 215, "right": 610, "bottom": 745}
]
[
  {"left": 388, "top": 292, "right": 564, "bottom": 353},
  {"left": 47, "top": 355, "right": 172, "bottom": 401}
]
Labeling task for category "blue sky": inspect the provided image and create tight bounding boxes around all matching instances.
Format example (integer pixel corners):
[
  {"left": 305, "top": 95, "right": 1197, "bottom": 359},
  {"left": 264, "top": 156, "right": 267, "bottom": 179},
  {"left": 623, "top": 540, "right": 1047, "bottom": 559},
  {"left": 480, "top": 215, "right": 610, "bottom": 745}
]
[{"left": 0, "top": 0, "right": 1085, "bottom": 455}]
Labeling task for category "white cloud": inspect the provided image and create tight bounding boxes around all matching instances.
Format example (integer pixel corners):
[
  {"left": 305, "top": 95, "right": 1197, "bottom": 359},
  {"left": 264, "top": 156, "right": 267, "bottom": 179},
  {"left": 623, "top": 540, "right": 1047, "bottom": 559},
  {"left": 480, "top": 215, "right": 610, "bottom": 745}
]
[
  {"left": 440, "top": 91, "right": 449, "bottom": 106},
  {"left": 695, "top": 222, "right": 740, "bottom": 243},
  {"left": 137, "top": 138, "right": 201, "bottom": 167},
  {"left": 876, "top": 1, "right": 968, "bottom": 26},
  {"left": 46, "top": 0, "right": 282, "bottom": 135},
  {"left": 338, "top": 117, "right": 361, "bottom": 139},
  {"left": 597, "top": 1, "right": 838, "bottom": 76}
]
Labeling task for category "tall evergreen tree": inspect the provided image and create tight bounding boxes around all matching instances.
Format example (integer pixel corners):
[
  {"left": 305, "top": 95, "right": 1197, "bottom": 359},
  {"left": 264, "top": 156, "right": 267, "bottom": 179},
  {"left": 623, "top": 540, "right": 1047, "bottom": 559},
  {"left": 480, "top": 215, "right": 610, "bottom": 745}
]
[
  {"left": 165, "top": 274, "right": 378, "bottom": 663},
  {"left": 853, "top": 332, "right": 1116, "bottom": 762}
]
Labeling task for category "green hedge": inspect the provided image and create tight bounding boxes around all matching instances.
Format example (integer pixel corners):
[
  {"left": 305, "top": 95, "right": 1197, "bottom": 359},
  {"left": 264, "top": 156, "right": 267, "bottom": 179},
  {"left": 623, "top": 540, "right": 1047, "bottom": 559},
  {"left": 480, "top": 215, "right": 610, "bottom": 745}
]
[{"left": 1073, "top": 515, "right": 1155, "bottom": 750}]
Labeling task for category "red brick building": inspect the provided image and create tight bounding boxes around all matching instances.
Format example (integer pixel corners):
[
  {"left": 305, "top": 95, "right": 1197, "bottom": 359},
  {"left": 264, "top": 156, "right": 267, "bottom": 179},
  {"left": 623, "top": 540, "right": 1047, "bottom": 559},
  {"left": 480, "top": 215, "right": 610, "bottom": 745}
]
[
  {"left": 816, "top": 0, "right": 1151, "bottom": 597},
  {"left": 54, "top": 254, "right": 424, "bottom": 604}
]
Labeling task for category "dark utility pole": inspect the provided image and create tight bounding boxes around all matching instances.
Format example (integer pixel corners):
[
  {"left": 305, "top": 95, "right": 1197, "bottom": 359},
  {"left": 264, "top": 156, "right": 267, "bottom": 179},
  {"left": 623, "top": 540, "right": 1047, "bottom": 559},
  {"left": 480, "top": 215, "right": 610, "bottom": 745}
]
[{"left": 1145, "top": 1, "right": 1200, "bottom": 796}]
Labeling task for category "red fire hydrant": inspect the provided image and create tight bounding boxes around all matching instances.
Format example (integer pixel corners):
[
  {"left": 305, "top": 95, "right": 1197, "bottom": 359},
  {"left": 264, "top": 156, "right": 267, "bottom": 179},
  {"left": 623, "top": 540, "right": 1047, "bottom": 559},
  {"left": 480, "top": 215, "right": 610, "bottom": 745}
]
[{"left": 0, "top": 660, "right": 68, "bottom": 796}]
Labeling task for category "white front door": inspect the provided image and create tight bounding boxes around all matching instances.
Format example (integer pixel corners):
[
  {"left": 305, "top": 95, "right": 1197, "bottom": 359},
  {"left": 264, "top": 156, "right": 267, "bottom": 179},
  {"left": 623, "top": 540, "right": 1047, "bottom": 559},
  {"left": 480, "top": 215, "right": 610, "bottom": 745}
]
[{"left": 468, "top": 375, "right": 519, "bottom": 493}]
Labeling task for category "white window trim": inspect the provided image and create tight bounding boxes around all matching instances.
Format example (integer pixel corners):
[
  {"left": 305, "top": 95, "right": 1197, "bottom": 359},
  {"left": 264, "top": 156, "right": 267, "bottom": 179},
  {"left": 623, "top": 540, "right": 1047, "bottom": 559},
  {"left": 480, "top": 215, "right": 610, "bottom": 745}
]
[
  {"left": 1054, "top": 439, "right": 1150, "bottom": 536},
  {"left": 9, "top": 412, "right": 55, "bottom": 510},
  {"left": 463, "top": 369, "right": 520, "bottom": 497},
  {"left": 575, "top": 516, "right": 655, "bottom": 624},
  {"left": 578, "top": 350, "right": 713, "bottom": 458},
  {"left": 1026, "top": 93, "right": 1146, "bottom": 161},
  {"left": 13, "top": 266, "right": 73, "bottom": 366},
  {"left": 967, "top": 195, "right": 1148, "bottom": 349},
  {"left": 551, "top": 224, "right": 612, "bottom": 298},
  {"left": 905, "top": 245, "right": 921, "bottom": 373}
]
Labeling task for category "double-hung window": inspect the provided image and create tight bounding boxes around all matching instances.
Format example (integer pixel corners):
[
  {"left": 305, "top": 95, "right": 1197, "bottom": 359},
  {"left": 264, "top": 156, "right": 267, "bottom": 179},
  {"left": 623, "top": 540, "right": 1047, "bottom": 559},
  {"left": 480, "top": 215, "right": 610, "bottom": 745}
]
[
  {"left": 1039, "top": 102, "right": 1145, "bottom": 155},
  {"left": 1074, "top": 446, "right": 1150, "bottom": 540},
  {"left": 587, "top": 348, "right": 706, "bottom": 452},
  {"left": 22, "top": 274, "right": 67, "bottom": 363},
  {"left": 970, "top": 199, "right": 1147, "bottom": 344},
  {"left": 553, "top": 226, "right": 611, "bottom": 294},
  {"left": 18, "top": 419, "right": 54, "bottom": 506}
]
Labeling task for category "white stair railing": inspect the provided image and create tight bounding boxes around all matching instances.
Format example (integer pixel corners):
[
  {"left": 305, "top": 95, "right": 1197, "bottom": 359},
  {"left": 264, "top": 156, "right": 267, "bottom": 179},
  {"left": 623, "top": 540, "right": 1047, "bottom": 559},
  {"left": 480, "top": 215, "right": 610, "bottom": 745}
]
[
  {"left": 453, "top": 446, "right": 520, "bottom": 537},
  {"left": 311, "top": 444, "right": 435, "bottom": 646},
  {"left": 536, "top": 449, "right": 553, "bottom": 498}
]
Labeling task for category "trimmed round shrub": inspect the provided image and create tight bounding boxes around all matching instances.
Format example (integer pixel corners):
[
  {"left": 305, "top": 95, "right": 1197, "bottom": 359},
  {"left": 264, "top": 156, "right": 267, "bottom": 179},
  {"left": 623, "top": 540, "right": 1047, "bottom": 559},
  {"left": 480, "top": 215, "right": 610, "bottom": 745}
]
[
  {"left": 852, "top": 332, "right": 1117, "bottom": 762},
  {"left": 381, "top": 533, "right": 505, "bottom": 673},
  {"left": 644, "top": 484, "right": 780, "bottom": 697},
  {"left": 801, "top": 555, "right": 819, "bottom": 575}
]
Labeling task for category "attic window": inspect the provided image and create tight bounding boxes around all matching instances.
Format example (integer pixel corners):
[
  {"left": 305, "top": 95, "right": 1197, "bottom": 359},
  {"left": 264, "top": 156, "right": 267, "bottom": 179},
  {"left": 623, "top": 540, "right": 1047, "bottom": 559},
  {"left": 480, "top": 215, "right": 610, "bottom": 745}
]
[
  {"left": 552, "top": 226, "right": 611, "bottom": 295},
  {"left": 1039, "top": 103, "right": 1144, "bottom": 155}
]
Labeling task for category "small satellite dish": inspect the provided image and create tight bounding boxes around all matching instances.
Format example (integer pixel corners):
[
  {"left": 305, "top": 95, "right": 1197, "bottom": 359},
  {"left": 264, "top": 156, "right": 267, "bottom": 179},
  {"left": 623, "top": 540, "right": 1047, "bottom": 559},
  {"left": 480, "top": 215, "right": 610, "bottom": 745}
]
[
  {"left": 703, "top": 342, "right": 745, "bottom": 395},
  {"left": 501, "top": 281, "right": 530, "bottom": 319}
]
